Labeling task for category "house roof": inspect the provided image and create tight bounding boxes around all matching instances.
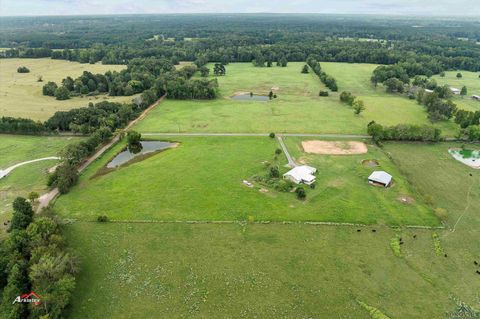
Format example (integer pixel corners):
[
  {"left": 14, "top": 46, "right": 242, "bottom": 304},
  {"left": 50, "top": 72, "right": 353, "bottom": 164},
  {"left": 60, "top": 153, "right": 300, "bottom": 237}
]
[
  {"left": 450, "top": 87, "right": 461, "bottom": 92},
  {"left": 368, "top": 171, "right": 392, "bottom": 185},
  {"left": 283, "top": 165, "right": 317, "bottom": 183}
]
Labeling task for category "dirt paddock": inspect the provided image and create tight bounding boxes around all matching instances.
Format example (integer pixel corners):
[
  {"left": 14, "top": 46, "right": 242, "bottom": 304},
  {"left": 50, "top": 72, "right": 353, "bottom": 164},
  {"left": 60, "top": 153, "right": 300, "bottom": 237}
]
[{"left": 301, "top": 141, "right": 368, "bottom": 155}]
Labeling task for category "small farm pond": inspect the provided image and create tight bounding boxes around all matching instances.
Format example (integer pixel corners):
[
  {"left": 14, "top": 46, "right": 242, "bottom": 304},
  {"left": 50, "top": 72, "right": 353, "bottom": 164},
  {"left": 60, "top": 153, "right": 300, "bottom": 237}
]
[
  {"left": 232, "top": 93, "right": 269, "bottom": 101},
  {"left": 448, "top": 149, "right": 480, "bottom": 169},
  {"left": 107, "top": 141, "right": 175, "bottom": 168}
]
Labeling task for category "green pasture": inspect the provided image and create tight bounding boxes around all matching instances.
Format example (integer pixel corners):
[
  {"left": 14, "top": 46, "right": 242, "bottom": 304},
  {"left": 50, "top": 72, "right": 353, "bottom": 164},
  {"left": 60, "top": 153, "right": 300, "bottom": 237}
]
[
  {"left": 432, "top": 70, "right": 480, "bottom": 112},
  {"left": 135, "top": 62, "right": 458, "bottom": 136}
]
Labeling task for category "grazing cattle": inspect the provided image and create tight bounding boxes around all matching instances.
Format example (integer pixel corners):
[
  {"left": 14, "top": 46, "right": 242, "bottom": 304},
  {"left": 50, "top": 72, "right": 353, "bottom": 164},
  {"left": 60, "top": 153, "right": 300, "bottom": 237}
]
[
  {"left": 372, "top": 229, "right": 376, "bottom": 233},
  {"left": 413, "top": 235, "right": 417, "bottom": 239},
  {"left": 476, "top": 270, "right": 480, "bottom": 275},
  {"left": 357, "top": 229, "right": 361, "bottom": 232},
  {"left": 444, "top": 254, "right": 448, "bottom": 258},
  {"left": 474, "top": 261, "right": 478, "bottom": 265}
]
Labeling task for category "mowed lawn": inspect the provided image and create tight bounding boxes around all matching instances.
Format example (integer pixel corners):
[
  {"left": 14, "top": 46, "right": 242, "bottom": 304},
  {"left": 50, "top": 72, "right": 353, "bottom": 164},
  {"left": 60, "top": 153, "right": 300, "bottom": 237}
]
[
  {"left": 0, "top": 58, "right": 133, "bottom": 120},
  {"left": 432, "top": 70, "right": 480, "bottom": 112},
  {"left": 54, "top": 136, "right": 438, "bottom": 226},
  {"left": 135, "top": 62, "right": 458, "bottom": 135},
  {"left": 0, "top": 134, "right": 82, "bottom": 235},
  {"left": 63, "top": 141, "right": 480, "bottom": 318}
]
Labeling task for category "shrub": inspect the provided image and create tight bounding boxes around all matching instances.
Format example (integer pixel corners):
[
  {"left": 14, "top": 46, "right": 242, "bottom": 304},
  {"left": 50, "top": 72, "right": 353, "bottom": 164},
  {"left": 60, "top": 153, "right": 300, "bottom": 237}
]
[
  {"left": 295, "top": 187, "right": 306, "bottom": 200},
  {"left": 97, "top": 215, "right": 109, "bottom": 222},
  {"left": 269, "top": 165, "right": 280, "bottom": 178},
  {"left": 275, "top": 148, "right": 282, "bottom": 155},
  {"left": 17, "top": 66, "right": 30, "bottom": 73},
  {"left": 319, "top": 91, "right": 329, "bottom": 96},
  {"left": 269, "top": 132, "right": 275, "bottom": 138}
]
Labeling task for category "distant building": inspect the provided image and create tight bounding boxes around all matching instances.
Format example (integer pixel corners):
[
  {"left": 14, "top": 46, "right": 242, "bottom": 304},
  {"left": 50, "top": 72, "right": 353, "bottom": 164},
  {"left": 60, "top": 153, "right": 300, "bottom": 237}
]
[
  {"left": 450, "top": 87, "right": 461, "bottom": 95},
  {"left": 472, "top": 95, "right": 480, "bottom": 101},
  {"left": 424, "top": 89, "right": 434, "bottom": 93},
  {"left": 283, "top": 165, "right": 317, "bottom": 185},
  {"left": 368, "top": 171, "right": 393, "bottom": 188}
]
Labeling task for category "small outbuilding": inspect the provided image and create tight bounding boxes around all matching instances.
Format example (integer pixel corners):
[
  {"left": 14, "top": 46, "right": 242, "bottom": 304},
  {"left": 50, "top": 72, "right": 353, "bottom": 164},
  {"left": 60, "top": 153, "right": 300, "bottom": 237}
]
[
  {"left": 424, "top": 89, "right": 434, "bottom": 93},
  {"left": 368, "top": 171, "right": 392, "bottom": 188},
  {"left": 450, "top": 87, "right": 461, "bottom": 95},
  {"left": 283, "top": 165, "right": 317, "bottom": 185},
  {"left": 472, "top": 95, "right": 480, "bottom": 101}
]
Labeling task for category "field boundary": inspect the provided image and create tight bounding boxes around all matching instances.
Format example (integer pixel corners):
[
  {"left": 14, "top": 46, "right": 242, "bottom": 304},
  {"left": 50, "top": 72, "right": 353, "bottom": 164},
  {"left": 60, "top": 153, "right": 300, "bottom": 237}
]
[{"left": 64, "top": 219, "right": 445, "bottom": 229}]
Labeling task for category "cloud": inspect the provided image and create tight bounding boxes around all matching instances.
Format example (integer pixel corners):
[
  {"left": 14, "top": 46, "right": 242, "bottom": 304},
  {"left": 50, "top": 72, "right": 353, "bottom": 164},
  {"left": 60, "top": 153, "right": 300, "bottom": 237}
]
[{"left": 0, "top": 0, "right": 479, "bottom": 16}]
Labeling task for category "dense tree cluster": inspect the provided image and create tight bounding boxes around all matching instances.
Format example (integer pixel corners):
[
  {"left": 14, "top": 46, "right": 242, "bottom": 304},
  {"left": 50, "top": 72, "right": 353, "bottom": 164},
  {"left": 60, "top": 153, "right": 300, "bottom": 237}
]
[
  {"left": 306, "top": 56, "right": 338, "bottom": 91},
  {"left": 42, "top": 57, "right": 218, "bottom": 101},
  {"left": 416, "top": 90, "right": 457, "bottom": 122},
  {"left": 0, "top": 200, "right": 77, "bottom": 319},
  {"left": 367, "top": 121, "right": 442, "bottom": 142}
]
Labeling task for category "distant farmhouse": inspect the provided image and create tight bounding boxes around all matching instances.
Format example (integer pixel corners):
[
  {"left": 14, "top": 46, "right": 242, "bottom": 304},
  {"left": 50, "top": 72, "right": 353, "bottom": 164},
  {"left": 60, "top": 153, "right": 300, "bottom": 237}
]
[
  {"left": 424, "top": 89, "right": 434, "bottom": 94},
  {"left": 472, "top": 94, "right": 480, "bottom": 101},
  {"left": 368, "top": 171, "right": 393, "bottom": 188},
  {"left": 283, "top": 165, "right": 317, "bottom": 185},
  {"left": 450, "top": 87, "right": 461, "bottom": 95}
]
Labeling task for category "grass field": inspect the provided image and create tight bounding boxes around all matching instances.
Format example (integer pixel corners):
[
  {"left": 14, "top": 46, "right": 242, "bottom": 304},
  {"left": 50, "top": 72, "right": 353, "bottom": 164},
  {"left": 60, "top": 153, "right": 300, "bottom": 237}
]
[
  {"left": 0, "top": 134, "right": 82, "bottom": 235},
  {"left": 432, "top": 70, "right": 480, "bottom": 112},
  {"left": 54, "top": 136, "right": 439, "bottom": 226},
  {"left": 0, "top": 58, "right": 134, "bottom": 120},
  {"left": 61, "top": 141, "right": 480, "bottom": 318},
  {"left": 135, "top": 62, "right": 458, "bottom": 136}
]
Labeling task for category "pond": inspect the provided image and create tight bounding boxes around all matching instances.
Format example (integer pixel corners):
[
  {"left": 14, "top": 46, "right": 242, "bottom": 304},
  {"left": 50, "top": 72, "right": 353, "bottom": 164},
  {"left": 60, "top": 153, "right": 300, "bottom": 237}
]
[
  {"left": 231, "top": 93, "right": 269, "bottom": 101},
  {"left": 107, "top": 141, "right": 175, "bottom": 168},
  {"left": 448, "top": 149, "right": 480, "bottom": 169}
]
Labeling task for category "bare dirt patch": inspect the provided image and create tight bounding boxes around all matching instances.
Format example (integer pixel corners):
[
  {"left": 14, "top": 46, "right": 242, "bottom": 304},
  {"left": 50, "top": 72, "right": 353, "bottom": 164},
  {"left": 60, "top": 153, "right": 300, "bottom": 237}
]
[
  {"left": 302, "top": 141, "right": 368, "bottom": 155},
  {"left": 397, "top": 195, "right": 415, "bottom": 204},
  {"left": 362, "top": 159, "right": 379, "bottom": 167}
]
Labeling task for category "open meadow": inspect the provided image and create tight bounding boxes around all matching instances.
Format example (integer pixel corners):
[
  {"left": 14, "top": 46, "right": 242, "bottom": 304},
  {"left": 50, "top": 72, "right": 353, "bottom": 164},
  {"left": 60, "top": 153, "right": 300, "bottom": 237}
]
[
  {"left": 0, "top": 58, "right": 132, "bottom": 120},
  {"left": 432, "top": 70, "right": 480, "bottom": 112},
  {"left": 135, "top": 62, "right": 458, "bottom": 136},
  {"left": 0, "top": 134, "right": 82, "bottom": 235}
]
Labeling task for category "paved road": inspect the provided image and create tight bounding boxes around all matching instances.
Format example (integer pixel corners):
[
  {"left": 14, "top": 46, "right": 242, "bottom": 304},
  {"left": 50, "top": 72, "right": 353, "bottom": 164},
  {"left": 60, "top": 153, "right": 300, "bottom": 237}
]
[
  {"left": 143, "top": 132, "right": 371, "bottom": 138},
  {"left": 36, "top": 95, "right": 166, "bottom": 212},
  {"left": 0, "top": 157, "right": 60, "bottom": 180},
  {"left": 276, "top": 136, "right": 296, "bottom": 168}
]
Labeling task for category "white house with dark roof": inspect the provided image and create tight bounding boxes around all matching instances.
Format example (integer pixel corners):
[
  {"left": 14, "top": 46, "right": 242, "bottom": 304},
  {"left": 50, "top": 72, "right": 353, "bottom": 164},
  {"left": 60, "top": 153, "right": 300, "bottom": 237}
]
[
  {"left": 283, "top": 165, "right": 317, "bottom": 185},
  {"left": 368, "top": 171, "right": 392, "bottom": 187}
]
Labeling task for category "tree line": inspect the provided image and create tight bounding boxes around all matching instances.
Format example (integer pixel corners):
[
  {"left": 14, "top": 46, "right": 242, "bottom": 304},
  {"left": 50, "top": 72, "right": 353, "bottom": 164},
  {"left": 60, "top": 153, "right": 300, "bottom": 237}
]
[
  {"left": 306, "top": 56, "right": 338, "bottom": 92},
  {"left": 42, "top": 58, "right": 218, "bottom": 101}
]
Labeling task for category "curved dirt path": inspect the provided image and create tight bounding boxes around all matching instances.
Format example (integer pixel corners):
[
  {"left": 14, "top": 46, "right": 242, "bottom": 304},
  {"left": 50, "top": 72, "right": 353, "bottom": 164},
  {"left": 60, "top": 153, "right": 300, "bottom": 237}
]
[{"left": 0, "top": 157, "right": 60, "bottom": 179}]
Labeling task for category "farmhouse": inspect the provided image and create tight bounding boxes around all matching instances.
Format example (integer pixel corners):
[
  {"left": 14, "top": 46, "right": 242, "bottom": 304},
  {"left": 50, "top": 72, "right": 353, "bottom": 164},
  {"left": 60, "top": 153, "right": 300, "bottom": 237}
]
[
  {"left": 472, "top": 95, "right": 480, "bottom": 101},
  {"left": 283, "top": 165, "right": 317, "bottom": 185},
  {"left": 450, "top": 87, "right": 461, "bottom": 95},
  {"left": 368, "top": 171, "right": 392, "bottom": 187}
]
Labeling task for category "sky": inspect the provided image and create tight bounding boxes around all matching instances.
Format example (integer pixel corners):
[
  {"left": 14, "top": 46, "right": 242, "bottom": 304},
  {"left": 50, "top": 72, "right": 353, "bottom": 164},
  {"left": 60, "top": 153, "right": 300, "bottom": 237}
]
[{"left": 0, "top": 0, "right": 479, "bottom": 17}]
